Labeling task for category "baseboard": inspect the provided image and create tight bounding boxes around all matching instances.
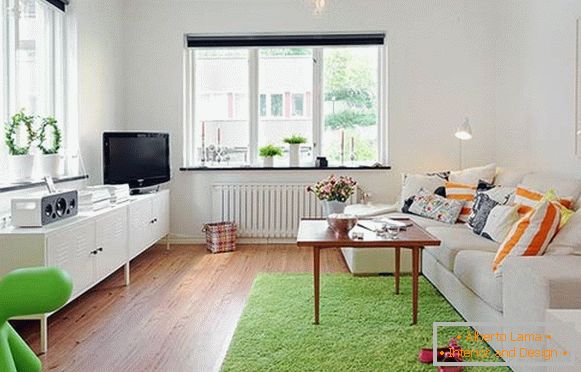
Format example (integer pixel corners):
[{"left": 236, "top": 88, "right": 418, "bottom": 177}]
[{"left": 166, "top": 234, "right": 296, "bottom": 245}]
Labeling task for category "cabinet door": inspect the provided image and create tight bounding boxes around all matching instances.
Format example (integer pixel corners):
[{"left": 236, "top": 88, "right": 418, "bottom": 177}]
[
  {"left": 128, "top": 198, "right": 153, "bottom": 258},
  {"left": 152, "top": 191, "right": 170, "bottom": 241},
  {"left": 95, "top": 209, "right": 128, "bottom": 282},
  {"left": 47, "top": 222, "right": 96, "bottom": 298}
]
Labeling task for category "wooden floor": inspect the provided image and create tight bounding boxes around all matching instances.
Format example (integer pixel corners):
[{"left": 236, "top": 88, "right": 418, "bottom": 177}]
[{"left": 14, "top": 244, "right": 348, "bottom": 372}]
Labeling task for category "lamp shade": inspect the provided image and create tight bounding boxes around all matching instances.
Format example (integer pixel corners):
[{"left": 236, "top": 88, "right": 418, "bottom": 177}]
[{"left": 455, "top": 118, "right": 473, "bottom": 140}]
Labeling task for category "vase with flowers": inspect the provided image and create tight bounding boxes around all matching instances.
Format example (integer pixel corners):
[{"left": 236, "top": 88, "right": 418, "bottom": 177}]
[{"left": 307, "top": 175, "right": 358, "bottom": 216}]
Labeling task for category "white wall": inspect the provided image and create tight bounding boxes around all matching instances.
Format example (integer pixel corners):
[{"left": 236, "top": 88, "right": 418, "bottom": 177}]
[
  {"left": 122, "top": 0, "right": 498, "bottom": 241},
  {"left": 495, "top": 0, "right": 581, "bottom": 177},
  {"left": 69, "top": 0, "right": 125, "bottom": 184}
]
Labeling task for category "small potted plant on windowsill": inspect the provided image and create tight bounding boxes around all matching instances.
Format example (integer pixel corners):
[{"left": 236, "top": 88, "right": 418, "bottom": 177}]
[
  {"left": 283, "top": 135, "right": 307, "bottom": 167},
  {"left": 37, "top": 116, "right": 63, "bottom": 178},
  {"left": 5, "top": 110, "right": 36, "bottom": 182},
  {"left": 259, "top": 144, "right": 283, "bottom": 168}
]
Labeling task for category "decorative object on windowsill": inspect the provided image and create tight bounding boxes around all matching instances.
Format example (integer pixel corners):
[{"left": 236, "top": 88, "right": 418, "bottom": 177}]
[
  {"left": 349, "top": 136, "right": 356, "bottom": 164},
  {"left": 283, "top": 135, "right": 307, "bottom": 167},
  {"left": 5, "top": 110, "right": 36, "bottom": 182},
  {"left": 326, "top": 213, "right": 358, "bottom": 236},
  {"left": 454, "top": 117, "right": 473, "bottom": 169},
  {"left": 37, "top": 116, "right": 63, "bottom": 178},
  {"left": 259, "top": 144, "right": 283, "bottom": 167},
  {"left": 315, "top": 156, "right": 328, "bottom": 168},
  {"left": 305, "top": 0, "right": 328, "bottom": 15},
  {"left": 200, "top": 121, "right": 207, "bottom": 166},
  {"left": 203, "top": 221, "right": 238, "bottom": 253},
  {"left": 340, "top": 128, "right": 345, "bottom": 165},
  {"left": 307, "top": 174, "right": 357, "bottom": 217}
]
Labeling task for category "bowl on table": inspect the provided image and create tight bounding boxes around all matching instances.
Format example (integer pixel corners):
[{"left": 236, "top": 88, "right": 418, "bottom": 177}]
[{"left": 326, "top": 213, "right": 358, "bottom": 236}]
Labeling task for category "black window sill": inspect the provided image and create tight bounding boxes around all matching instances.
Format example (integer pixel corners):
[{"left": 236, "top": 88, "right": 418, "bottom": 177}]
[
  {"left": 179, "top": 165, "right": 391, "bottom": 172},
  {"left": 0, "top": 175, "right": 89, "bottom": 194}
]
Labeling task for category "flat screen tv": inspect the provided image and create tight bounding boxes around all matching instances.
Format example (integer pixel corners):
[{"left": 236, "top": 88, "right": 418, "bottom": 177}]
[{"left": 103, "top": 132, "right": 170, "bottom": 189}]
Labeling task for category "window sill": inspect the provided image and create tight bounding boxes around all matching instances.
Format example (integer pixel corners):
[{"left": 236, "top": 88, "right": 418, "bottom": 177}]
[
  {"left": 179, "top": 165, "right": 391, "bottom": 172},
  {"left": 0, "top": 175, "right": 89, "bottom": 194}
]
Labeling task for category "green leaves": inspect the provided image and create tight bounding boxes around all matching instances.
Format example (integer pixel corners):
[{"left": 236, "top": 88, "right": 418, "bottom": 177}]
[
  {"left": 4, "top": 110, "right": 62, "bottom": 156},
  {"left": 283, "top": 135, "right": 308, "bottom": 144},
  {"left": 259, "top": 144, "right": 283, "bottom": 158},
  {"left": 325, "top": 111, "right": 377, "bottom": 130}
]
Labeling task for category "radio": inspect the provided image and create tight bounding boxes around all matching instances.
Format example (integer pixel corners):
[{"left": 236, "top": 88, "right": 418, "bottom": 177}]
[{"left": 11, "top": 190, "right": 79, "bottom": 227}]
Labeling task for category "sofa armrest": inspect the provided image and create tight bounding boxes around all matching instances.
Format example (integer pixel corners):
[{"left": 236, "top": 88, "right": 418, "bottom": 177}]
[
  {"left": 502, "top": 256, "right": 581, "bottom": 322},
  {"left": 344, "top": 203, "right": 398, "bottom": 218}
]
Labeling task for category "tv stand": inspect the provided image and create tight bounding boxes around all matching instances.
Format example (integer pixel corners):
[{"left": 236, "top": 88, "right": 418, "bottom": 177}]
[{"left": 130, "top": 185, "right": 160, "bottom": 195}]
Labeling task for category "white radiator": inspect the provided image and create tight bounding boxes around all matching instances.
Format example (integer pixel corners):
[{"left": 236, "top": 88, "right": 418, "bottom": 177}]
[{"left": 211, "top": 183, "right": 359, "bottom": 239}]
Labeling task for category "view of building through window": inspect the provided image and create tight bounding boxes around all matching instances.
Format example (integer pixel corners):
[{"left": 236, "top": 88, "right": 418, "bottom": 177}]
[{"left": 189, "top": 45, "right": 382, "bottom": 166}]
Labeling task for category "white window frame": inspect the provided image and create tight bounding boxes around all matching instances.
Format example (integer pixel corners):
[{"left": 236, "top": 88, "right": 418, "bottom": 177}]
[
  {"left": 1, "top": 0, "right": 73, "bottom": 179},
  {"left": 184, "top": 42, "right": 388, "bottom": 167}
]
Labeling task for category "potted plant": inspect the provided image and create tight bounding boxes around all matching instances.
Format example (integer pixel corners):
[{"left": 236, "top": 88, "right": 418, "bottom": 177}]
[
  {"left": 37, "top": 116, "right": 62, "bottom": 177},
  {"left": 258, "top": 144, "right": 283, "bottom": 167},
  {"left": 307, "top": 175, "right": 358, "bottom": 216},
  {"left": 283, "top": 135, "right": 307, "bottom": 167},
  {"left": 5, "top": 110, "right": 36, "bottom": 182}
]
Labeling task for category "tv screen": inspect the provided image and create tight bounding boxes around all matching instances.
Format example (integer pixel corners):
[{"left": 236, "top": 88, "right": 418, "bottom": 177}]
[{"left": 103, "top": 132, "right": 170, "bottom": 188}]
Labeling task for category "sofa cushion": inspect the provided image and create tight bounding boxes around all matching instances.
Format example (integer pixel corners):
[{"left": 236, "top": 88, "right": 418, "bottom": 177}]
[
  {"left": 383, "top": 212, "right": 464, "bottom": 230},
  {"left": 521, "top": 173, "right": 581, "bottom": 210},
  {"left": 423, "top": 226, "right": 499, "bottom": 271},
  {"left": 454, "top": 251, "right": 503, "bottom": 312},
  {"left": 494, "top": 168, "right": 531, "bottom": 187}
]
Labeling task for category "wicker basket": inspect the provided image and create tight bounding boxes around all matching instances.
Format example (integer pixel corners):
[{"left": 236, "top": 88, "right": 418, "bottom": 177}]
[{"left": 203, "top": 222, "right": 237, "bottom": 253}]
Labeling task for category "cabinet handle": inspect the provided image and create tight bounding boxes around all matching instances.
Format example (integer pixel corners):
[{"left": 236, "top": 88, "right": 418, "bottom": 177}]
[
  {"left": 97, "top": 247, "right": 103, "bottom": 252},
  {"left": 90, "top": 250, "right": 98, "bottom": 255}
]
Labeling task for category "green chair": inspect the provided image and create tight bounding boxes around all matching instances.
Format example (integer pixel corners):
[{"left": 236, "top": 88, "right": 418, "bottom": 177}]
[{"left": 0, "top": 267, "right": 72, "bottom": 372}]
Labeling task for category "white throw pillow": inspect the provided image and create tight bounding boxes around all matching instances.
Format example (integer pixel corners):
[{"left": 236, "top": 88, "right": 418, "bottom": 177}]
[
  {"left": 449, "top": 163, "right": 496, "bottom": 184},
  {"left": 400, "top": 174, "right": 446, "bottom": 204},
  {"left": 545, "top": 211, "right": 581, "bottom": 255},
  {"left": 480, "top": 205, "right": 520, "bottom": 243}
]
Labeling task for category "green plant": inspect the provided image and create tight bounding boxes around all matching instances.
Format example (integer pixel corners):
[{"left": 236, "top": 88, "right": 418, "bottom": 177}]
[
  {"left": 259, "top": 144, "right": 283, "bottom": 158},
  {"left": 282, "top": 135, "right": 307, "bottom": 145},
  {"left": 4, "top": 110, "right": 36, "bottom": 155},
  {"left": 37, "top": 116, "right": 62, "bottom": 155}
]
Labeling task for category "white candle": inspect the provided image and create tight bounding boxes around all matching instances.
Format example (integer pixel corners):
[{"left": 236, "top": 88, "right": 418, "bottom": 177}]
[
  {"left": 351, "top": 137, "right": 355, "bottom": 153},
  {"left": 340, "top": 129, "right": 345, "bottom": 154},
  {"left": 201, "top": 121, "right": 205, "bottom": 140},
  {"left": 217, "top": 127, "right": 221, "bottom": 145}
]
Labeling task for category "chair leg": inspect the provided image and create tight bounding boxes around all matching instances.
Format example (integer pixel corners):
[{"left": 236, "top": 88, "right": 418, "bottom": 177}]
[
  {"left": 39, "top": 317, "right": 48, "bottom": 354},
  {"left": 5, "top": 324, "right": 41, "bottom": 372}
]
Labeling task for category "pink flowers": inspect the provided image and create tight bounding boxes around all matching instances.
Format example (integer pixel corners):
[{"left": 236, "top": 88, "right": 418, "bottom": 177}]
[{"left": 306, "top": 175, "right": 358, "bottom": 202}]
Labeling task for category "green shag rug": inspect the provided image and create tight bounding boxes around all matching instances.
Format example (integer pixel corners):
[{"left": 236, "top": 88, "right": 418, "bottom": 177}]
[{"left": 221, "top": 274, "right": 507, "bottom": 372}]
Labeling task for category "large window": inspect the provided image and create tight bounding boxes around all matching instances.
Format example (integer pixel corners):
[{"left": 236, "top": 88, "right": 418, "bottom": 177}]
[
  {"left": 184, "top": 34, "right": 386, "bottom": 167},
  {"left": 0, "top": 0, "right": 69, "bottom": 179}
]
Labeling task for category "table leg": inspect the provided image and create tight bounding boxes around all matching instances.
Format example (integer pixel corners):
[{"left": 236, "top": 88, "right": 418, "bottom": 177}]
[
  {"left": 412, "top": 247, "right": 420, "bottom": 325},
  {"left": 394, "top": 247, "right": 400, "bottom": 295},
  {"left": 313, "top": 246, "right": 320, "bottom": 325}
]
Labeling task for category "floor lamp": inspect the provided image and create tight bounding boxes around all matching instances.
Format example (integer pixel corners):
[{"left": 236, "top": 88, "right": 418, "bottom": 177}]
[{"left": 455, "top": 117, "right": 473, "bottom": 169}]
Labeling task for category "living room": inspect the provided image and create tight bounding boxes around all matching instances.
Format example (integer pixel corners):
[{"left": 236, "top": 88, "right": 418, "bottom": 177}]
[{"left": 0, "top": 0, "right": 580, "bottom": 371}]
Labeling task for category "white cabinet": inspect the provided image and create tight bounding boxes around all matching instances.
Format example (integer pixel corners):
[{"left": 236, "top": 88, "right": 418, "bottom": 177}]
[
  {"left": 128, "top": 190, "right": 170, "bottom": 259},
  {"left": 0, "top": 189, "right": 170, "bottom": 353}
]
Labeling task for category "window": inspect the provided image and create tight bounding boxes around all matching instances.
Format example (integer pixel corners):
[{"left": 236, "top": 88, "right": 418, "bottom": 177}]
[
  {"left": 184, "top": 34, "right": 386, "bottom": 167},
  {"left": 1, "top": 0, "right": 71, "bottom": 178}
]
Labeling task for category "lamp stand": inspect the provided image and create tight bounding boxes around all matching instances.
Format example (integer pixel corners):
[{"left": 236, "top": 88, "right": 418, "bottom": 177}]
[{"left": 458, "top": 139, "right": 463, "bottom": 170}]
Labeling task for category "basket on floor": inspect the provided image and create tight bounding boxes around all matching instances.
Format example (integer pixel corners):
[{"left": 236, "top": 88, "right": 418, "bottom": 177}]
[{"left": 203, "top": 222, "right": 238, "bottom": 253}]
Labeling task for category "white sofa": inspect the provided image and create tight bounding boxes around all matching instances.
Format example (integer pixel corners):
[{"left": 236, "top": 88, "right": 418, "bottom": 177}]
[{"left": 343, "top": 169, "right": 581, "bottom": 371}]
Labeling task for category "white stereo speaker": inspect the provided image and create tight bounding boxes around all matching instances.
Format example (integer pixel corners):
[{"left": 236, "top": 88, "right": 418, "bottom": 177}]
[{"left": 11, "top": 190, "right": 78, "bottom": 227}]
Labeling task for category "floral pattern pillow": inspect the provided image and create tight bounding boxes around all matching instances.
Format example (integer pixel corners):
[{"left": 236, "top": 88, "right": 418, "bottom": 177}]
[{"left": 408, "top": 189, "right": 465, "bottom": 224}]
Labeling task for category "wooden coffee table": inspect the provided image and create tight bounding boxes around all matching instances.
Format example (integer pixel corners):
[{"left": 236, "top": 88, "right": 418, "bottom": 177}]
[{"left": 296, "top": 218, "right": 440, "bottom": 325}]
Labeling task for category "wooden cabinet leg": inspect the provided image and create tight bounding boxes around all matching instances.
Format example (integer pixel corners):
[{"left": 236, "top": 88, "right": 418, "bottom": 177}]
[
  {"left": 412, "top": 247, "right": 420, "bottom": 325},
  {"left": 124, "top": 262, "right": 130, "bottom": 286},
  {"left": 40, "top": 316, "right": 48, "bottom": 354},
  {"left": 394, "top": 247, "right": 400, "bottom": 295},
  {"left": 313, "top": 246, "right": 320, "bottom": 325}
]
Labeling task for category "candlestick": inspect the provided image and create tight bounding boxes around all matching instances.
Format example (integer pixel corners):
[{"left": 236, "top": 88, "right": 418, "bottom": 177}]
[
  {"left": 350, "top": 136, "right": 356, "bottom": 163},
  {"left": 340, "top": 129, "right": 345, "bottom": 165},
  {"left": 217, "top": 127, "right": 221, "bottom": 146},
  {"left": 201, "top": 121, "right": 206, "bottom": 165}
]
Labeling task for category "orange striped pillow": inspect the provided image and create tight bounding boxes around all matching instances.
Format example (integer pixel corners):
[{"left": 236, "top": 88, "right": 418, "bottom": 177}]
[
  {"left": 492, "top": 200, "right": 561, "bottom": 274},
  {"left": 514, "top": 186, "right": 573, "bottom": 214},
  {"left": 445, "top": 182, "right": 477, "bottom": 223}
]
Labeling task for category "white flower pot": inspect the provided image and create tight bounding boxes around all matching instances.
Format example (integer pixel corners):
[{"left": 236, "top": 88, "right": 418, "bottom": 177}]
[
  {"left": 38, "top": 154, "right": 63, "bottom": 178},
  {"left": 8, "top": 154, "right": 35, "bottom": 182},
  {"left": 321, "top": 200, "right": 346, "bottom": 217},
  {"left": 289, "top": 144, "right": 300, "bottom": 167},
  {"left": 262, "top": 157, "right": 274, "bottom": 168}
]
